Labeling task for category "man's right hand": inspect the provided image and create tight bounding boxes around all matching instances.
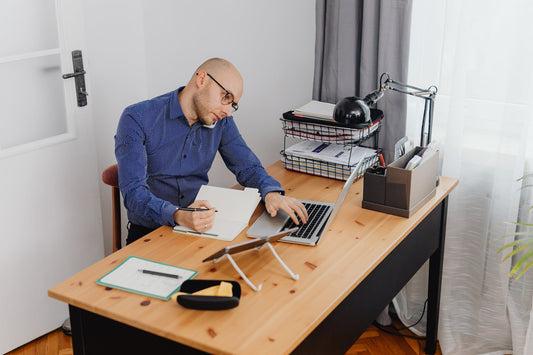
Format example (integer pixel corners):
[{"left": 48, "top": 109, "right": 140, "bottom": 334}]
[{"left": 173, "top": 200, "right": 216, "bottom": 232}]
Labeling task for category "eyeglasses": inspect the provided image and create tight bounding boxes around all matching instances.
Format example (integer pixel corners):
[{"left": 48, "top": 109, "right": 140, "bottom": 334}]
[{"left": 205, "top": 73, "right": 239, "bottom": 112}]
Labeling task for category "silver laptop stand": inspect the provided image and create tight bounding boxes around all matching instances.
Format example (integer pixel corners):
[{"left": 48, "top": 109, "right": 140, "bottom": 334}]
[{"left": 210, "top": 241, "right": 299, "bottom": 292}]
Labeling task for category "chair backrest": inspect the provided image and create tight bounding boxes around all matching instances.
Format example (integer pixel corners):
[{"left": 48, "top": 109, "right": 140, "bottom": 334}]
[{"left": 102, "top": 164, "right": 121, "bottom": 252}]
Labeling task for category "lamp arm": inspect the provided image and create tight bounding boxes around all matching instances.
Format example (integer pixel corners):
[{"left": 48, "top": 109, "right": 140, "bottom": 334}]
[
  {"left": 377, "top": 72, "right": 438, "bottom": 147},
  {"left": 379, "top": 72, "right": 437, "bottom": 100}
]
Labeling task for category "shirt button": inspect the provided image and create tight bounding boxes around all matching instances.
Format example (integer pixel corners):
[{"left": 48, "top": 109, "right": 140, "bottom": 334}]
[
  {"left": 183, "top": 154, "right": 187, "bottom": 158},
  {"left": 180, "top": 195, "right": 185, "bottom": 199}
]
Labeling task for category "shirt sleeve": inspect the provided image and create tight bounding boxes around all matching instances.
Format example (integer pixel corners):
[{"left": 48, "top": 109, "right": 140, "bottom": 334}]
[
  {"left": 115, "top": 108, "right": 178, "bottom": 228},
  {"left": 217, "top": 117, "right": 284, "bottom": 200}
]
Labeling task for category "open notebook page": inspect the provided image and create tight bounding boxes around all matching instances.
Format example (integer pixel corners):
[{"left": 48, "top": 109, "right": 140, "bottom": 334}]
[{"left": 173, "top": 186, "right": 261, "bottom": 241}]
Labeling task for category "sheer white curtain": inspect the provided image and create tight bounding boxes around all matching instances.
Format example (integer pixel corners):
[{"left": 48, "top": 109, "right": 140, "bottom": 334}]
[{"left": 395, "top": 1, "right": 533, "bottom": 354}]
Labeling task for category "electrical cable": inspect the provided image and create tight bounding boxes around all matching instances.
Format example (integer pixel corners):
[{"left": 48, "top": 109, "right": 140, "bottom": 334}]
[
  {"left": 372, "top": 299, "right": 429, "bottom": 340},
  {"left": 373, "top": 323, "right": 427, "bottom": 340},
  {"left": 393, "top": 298, "right": 428, "bottom": 331}
]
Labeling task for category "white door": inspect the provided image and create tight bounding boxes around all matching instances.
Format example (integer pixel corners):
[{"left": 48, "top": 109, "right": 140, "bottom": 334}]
[{"left": 0, "top": 0, "right": 104, "bottom": 352}]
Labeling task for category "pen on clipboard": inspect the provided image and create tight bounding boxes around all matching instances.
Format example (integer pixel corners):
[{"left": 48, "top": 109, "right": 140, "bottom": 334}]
[
  {"left": 178, "top": 207, "right": 219, "bottom": 212},
  {"left": 138, "top": 269, "right": 181, "bottom": 279}
]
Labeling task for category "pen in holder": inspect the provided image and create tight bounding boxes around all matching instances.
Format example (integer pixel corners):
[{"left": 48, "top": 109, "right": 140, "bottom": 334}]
[{"left": 367, "top": 166, "right": 386, "bottom": 176}]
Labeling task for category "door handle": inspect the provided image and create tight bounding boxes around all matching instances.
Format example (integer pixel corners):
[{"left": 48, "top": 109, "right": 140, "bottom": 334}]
[
  {"left": 62, "top": 70, "right": 86, "bottom": 79},
  {"left": 62, "top": 50, "right": 87, "bottom": 107}
]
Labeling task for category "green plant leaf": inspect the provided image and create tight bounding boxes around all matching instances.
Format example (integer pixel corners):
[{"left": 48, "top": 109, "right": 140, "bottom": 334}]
[
  {"left": 508, "top": 237, "right": 533, "bottom": 250},
  {"left": 512, "top": 258, "right": 533, "bottom": 280},
  {"left": 509, "top": 249, "right": 533, "bottom": 279},
  {"left": 504, "top": 221, "right": 533, "bottom": 227},
  {"left": 500, "top": 173, "right": 533, "bottom": 279},
  {"left": 500, "top": 242, "right": 533, "bottom": 263},
  {"left": 497, "top": 237, "right": 533, "bottom": 249},
  {"left": 517, "top": 173, "right": 533, "bottom": 182}
]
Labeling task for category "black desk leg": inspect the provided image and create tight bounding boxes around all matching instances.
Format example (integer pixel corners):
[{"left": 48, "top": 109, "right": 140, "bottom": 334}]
[{"left": 425, "top": 197, "right": 448, "bottom": 354}]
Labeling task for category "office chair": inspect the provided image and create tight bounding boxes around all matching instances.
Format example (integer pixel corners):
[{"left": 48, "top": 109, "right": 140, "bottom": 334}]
[
  {"left": 102, "top": 163, "right": 122, "bottom": 252},
  {"left": 61, "top": 164, "right": 122, "bottom": 335}
]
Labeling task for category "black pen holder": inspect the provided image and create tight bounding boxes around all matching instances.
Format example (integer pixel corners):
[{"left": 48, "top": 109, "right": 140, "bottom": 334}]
[{"left": 363, "top": 166, "right": 387, "bottom": 205}]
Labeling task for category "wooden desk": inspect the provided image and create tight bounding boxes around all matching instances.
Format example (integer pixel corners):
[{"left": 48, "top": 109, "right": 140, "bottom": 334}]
[{"left": 49, "top": 162, "right": 457, "bottom": 355}]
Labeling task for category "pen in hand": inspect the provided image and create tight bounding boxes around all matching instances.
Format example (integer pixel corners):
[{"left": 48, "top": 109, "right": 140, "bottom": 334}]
[
  {"left": 178, "top": 207, "right": 218, "bottom": 212},
  {"left": 138, "top": 269, "right": 181, "bottom": 279}
]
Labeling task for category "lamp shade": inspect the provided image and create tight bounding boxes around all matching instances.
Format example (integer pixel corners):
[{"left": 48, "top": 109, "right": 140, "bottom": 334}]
[{"left": 333, "top": 96, "right": 372, "bottom": 128}]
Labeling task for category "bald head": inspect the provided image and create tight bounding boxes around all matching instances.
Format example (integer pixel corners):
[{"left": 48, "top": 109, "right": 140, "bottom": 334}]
[
  {"left": 188, "top": 58, "right": 243, "bottom": 95},
  {"left": 196, "top": 58, "right": 237, "bottom": 77},
  {"left": 179, "top": 58, "right": 243, "bottom": 126}
]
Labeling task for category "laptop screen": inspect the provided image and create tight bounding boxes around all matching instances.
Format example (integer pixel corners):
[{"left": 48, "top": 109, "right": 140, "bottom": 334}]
[{"left": 320, "top": 153, "right": 367, "bottom": 235}]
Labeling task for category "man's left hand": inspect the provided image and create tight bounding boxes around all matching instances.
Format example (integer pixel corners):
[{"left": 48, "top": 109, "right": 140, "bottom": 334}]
[{"left": 264, "top": 192, "right": 308, "bottom": 225}]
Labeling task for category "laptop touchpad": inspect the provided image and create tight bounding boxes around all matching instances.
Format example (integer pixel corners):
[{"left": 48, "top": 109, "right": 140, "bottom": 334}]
[{"left": 246, "top": 210, "right": 290, "bottom": 237}]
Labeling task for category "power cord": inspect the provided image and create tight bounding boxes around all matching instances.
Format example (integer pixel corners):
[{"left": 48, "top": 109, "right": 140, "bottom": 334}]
[{"left": 373, "top": 299, "right": 428, "bottom": 340}]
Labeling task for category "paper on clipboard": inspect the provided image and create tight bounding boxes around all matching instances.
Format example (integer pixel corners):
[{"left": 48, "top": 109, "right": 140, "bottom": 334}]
[{"left": 97, "top": 256, "right": 197, "bottom": 300}]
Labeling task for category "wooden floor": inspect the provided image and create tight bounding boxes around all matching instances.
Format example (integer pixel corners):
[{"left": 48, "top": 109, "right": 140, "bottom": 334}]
[
  {"left": 6, "top": 317, "right": 442, "bottom": 355},
  {"left": 6, "top": 329, "right": 73, "bottom": 355},
  {"left": 345, "top": 319, "right": 443, "bottom": 355}
]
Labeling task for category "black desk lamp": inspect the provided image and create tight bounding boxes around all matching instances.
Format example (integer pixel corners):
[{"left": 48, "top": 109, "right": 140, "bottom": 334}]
[{"left": 334, "top": 73, "right": 438, "bottom": 147}]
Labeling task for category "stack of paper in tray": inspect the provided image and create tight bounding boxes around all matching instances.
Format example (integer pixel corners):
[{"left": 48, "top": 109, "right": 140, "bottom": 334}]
[
  {"left": 283, "top": 141, "right": 376, "bottom": 179},
  {"left": 285, "top": 141, "right": 376, "bottom": 166}
]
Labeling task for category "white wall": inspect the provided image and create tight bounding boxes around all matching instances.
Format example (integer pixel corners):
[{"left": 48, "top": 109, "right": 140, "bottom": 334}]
[
  {"left": 83, "top": 0, "right": 148, "bottom": 254},
  {"left": 84, "top": 1, "right": 316, "bottom": 254}
]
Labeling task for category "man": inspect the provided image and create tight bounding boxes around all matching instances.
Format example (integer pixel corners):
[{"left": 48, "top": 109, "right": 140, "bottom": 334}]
[{"left": 115, "top": 58, "right": 308, "bottom": 245}]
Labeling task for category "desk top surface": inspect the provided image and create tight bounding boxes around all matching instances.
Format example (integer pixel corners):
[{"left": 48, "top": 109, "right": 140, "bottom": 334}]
[{"left": 49, "top": 161, "right": 457, "bottom": 355}]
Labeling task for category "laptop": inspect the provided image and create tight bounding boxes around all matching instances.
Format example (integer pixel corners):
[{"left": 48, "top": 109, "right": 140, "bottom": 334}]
[{"left": 246, "top": 155, "right": 367, "bottom": 246}]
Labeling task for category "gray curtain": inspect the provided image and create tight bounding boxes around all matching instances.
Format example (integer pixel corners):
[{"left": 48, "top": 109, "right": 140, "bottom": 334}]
[{"left": 313, "top": 0, "right": 412, "bottom": 163}]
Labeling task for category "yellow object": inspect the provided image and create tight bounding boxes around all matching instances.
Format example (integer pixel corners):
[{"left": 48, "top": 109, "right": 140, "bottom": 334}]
[
  {"left": 217, "top": 281, "right": 233, "bottom": 296},
  {"left": 192, "top": 285, "right": 220, "bottom": 296},
  {"left": 170, "top": 281, "right": 233, "bottom": 301}
]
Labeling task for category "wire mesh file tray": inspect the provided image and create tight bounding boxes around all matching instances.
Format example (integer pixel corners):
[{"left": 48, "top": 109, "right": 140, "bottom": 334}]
[
  {"left": 280, "top": 108, "right": 382, "bottom": 181},
  {"left": 281, "top": 109, "right": 383, "bottom": 144},
  {"left": 281, "top": 152, "right": 380, "bottom": 181}
]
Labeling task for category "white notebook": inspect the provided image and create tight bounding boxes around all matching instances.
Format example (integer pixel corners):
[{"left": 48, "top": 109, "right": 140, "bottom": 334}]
[
  {"left": 293, "top": 100, "right": 335, "bottom": 120},
  {"left": 173, "top": 185, "right": 261, "bottom": 241}
]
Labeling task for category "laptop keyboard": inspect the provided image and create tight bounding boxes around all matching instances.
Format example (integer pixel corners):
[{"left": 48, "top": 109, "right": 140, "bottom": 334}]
[{"left": 281, "top": 202, "right": 331, "bottom": 239}]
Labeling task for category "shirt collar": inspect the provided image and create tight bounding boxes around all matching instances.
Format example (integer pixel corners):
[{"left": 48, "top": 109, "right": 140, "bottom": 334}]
[{"left": 169, "top": 86, "right": 186, "bottom": 120}]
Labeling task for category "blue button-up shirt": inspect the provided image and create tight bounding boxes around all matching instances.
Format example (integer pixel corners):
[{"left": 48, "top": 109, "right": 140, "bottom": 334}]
[{"left": 115, "top": 87, "right": 283, "bottom": 229}]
